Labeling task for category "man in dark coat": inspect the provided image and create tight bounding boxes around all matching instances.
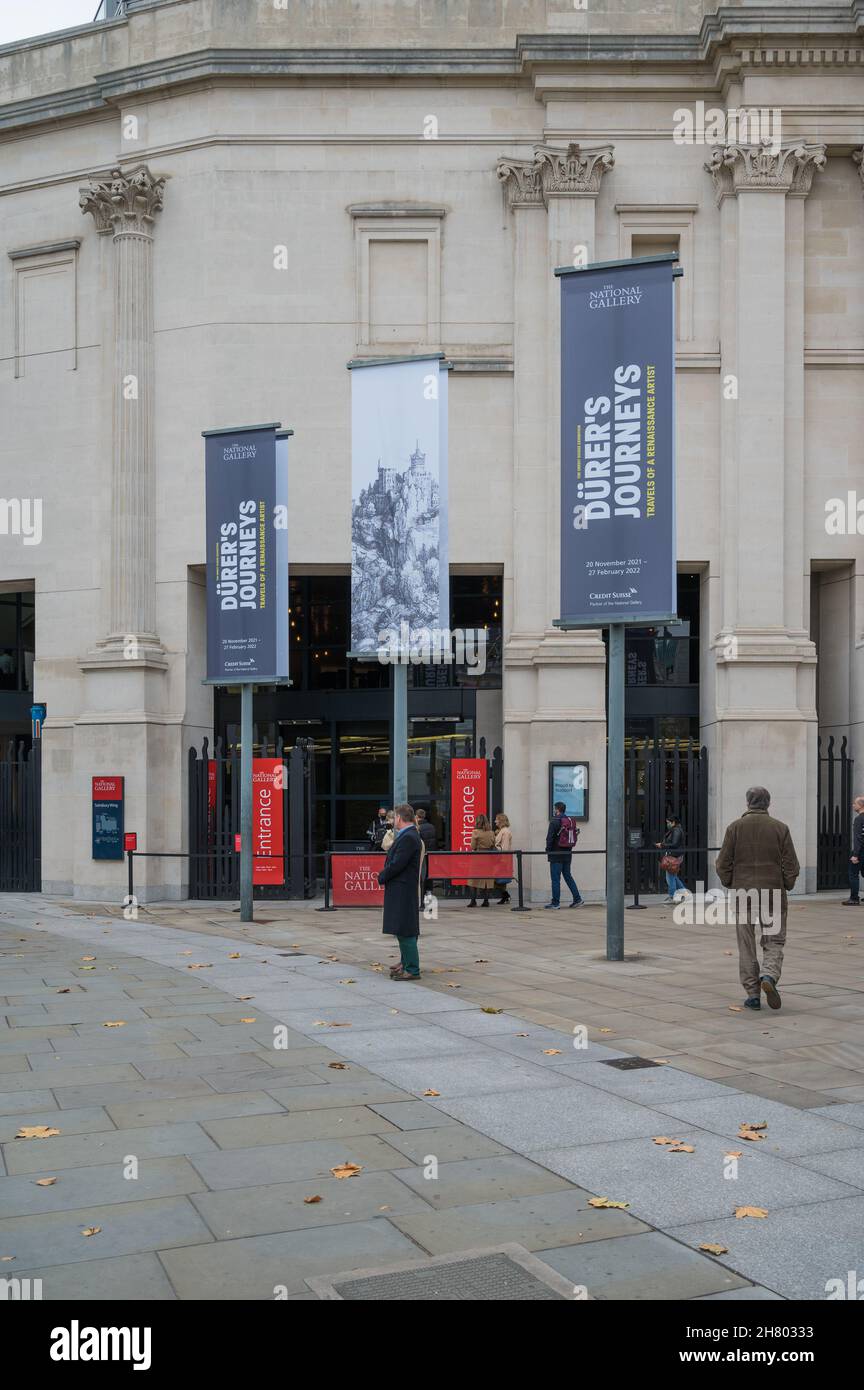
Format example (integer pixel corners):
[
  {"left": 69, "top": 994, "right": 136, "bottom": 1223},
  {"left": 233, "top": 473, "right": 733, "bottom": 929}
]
[
  {"left": 842, "top": 795, "right": 864, "bottom": 904},
  {"left": 378, "top": 803, "right": 423, "bottom": 979},
  {"left": 715, "top": 786, "right": 799, "bottom": 1011}
]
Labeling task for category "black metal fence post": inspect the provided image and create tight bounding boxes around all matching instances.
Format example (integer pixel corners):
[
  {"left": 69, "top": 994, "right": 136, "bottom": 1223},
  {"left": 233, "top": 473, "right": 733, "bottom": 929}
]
[
  {"left": 316, "top": 851, "right": 337, "bottom": 911},
  {"left": 127, "top": 850, "right": 134, "bottom": 907},
  {"left": 511, "top": 849, "right": 530, "bottom": 912}
]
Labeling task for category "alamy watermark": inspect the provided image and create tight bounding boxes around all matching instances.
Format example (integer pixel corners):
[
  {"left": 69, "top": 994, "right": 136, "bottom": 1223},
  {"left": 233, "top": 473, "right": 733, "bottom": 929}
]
[
  {"left": 673, "top": 883, "right": 782, "bottom": 932},
  {"left": 376, "top": 621, "right": 487, "bottom": 676},
  {"left": 0, "top": 498, "right": 42, "bottom": 546},
  {"left": 672, "top": 102, "right": 782, "bottom": 153}
]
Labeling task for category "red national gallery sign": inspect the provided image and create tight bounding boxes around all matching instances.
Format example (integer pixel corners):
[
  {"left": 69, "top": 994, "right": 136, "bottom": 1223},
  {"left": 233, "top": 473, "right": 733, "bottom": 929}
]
[
  {"left": 450, "top": 757, "right": 488, "bottom": 884},
  {"left": 253, "top": 758, "right": 284, "bottom": 885},
  {"left": 331, "top": 854, "right": 385, "bottom": 907}
]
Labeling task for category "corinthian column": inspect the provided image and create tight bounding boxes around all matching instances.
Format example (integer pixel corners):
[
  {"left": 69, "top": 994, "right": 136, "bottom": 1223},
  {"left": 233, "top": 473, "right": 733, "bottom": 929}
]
[
  {"left": 704, "top": 139, "right": 825, "bottom": 887},
  {"left": 80, "top": 165, "right": 166, "bottom": 664}
]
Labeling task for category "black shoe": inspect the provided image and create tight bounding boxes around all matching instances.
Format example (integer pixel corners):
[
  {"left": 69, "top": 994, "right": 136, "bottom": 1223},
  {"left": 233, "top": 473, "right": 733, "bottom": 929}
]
[
  {"left": 842, "top": 898, "right": 860, "bottom": 906},
  {"left": 568, "top": 898, "right": 584, "bottom": 907},
  {"left": 480, "top": 898, "right": 489, "bottom": 907},
  {"left": 760, "top": 975, "right": 781, "bottom": 1010},
  {"left": 497, "top": 893, "right": 510, "bottom": 905},
  {"left": 743, "top": 996, "right": 761, "bottom": 1010},
  {"left": 466, "top": 898, "right": 477, "bottom": 909}
]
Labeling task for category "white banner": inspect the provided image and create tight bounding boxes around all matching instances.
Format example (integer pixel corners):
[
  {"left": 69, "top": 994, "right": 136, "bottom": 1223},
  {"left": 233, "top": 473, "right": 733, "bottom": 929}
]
[{"left": 350, "top": 357, "right": 448, "bottom": 655}]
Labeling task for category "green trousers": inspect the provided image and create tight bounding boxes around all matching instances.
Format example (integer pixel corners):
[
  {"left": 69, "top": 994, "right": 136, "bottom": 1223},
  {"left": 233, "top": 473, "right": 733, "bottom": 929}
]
[{"left": 399, "top": 936, "right": 420, "bottom": 975}]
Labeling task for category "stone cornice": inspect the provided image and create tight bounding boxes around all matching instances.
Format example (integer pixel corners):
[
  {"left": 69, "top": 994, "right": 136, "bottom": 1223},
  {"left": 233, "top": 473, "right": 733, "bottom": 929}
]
[
  {"left": 498, "top": 143, "right": 614, "bottom": 209},
  {"left": 79, "top": 164, "right": 165, "bottom": 236},
  {"left": 704, "top": 140, "right": 827, "bottom": 201},
  {"left": 1, "top": 7, "right": 864, "bottom": 137}
]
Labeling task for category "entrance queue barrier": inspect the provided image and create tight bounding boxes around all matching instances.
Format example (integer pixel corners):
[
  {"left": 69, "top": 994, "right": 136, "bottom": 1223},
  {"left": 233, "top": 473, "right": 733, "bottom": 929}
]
[{"left": 123, "top": 845, "right": 721, "bottom": 913}]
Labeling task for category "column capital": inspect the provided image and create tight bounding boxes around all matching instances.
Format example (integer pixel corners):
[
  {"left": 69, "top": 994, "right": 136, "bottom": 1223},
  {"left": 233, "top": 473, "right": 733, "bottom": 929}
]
[
  {"left": 497, "top": 142, "right": 614, "bottom": 210},
  {"left": 705, "top": 141, "right": 826, "bottom": 203},
  {"left": 79, "top": 164, "right": 166, "bottom": 237},
  {"left": 854, "top": 148, "right": 864, "bottom": 192}
]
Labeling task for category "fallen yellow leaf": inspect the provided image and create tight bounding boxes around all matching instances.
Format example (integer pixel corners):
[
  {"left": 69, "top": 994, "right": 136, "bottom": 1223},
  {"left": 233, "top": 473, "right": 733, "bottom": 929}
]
[
  {"left": 81, "top": 1227, "right": 101, "bottom": 1237},
  {"left": 588, "top": 1197, "right": 630, "bottom": 1210},
  {"left": 338, "top": 979, "right": 356, "bottom": 985},
  {"left": 328, "top": 1062, "right": 348, "bottom": 1070},
  {"left": 423, "top": 1089, "right": 440, "bottom": 1097},
  {"left": 303, "top": 1195, "right": 322, "bottom": 1205},
  {"left": 15, "top": 1126, "right": 60, "bottom": 1140},
  {"left": 728, "top": 1005, "right": 743, "bottom": 1012},
  {"left": 239, "top": 1018, "right": 256, "bottom": 1024},
  {"left": 102, "top": 1021, "right": 126, "bottom": 1028},
  {"left": 700, "top": 1242, "right": 729, "bottom": 1255},
  {"left": 34, "top": 1178, "right": 58, "bottom": 1186},
  {"left": 734, "top": 1206, "right": 768, "bottom": 1219},
  {"left": 668, "top": 1143, "right": 696, "bottom": 1153},
  {"left": 55, "top": 988, "right": 70, "bottom": 994},
  {"left": 599, "top": 1028, "right": 613, "bottom": 1034},
  {"left": 228, "top": 953, "right": 241, "bottom": 959},
  {"left": 187, "top": 963, "right": 212, "bottom": 970},
  {"left": 725, "top": 1151, "right": 743, "bottom": 1159},
  {"left": 542, "top": 1049, "right": 563, "bottom": 1055},
  {"left": 81, "top": 956, "right": 95, "bottom": 962},
  {"left": 653, "top": 1137, "right": 675, "bottom": 1145},
  {"left": 330, "top": 1163, "right": 362, "bottom": 1180}
]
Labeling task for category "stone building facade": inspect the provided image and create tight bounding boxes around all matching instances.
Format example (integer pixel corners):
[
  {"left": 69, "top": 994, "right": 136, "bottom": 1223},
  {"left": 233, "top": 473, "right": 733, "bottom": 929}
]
[{"left": 0, "top": 0, "right": 862, "bottom": 898}]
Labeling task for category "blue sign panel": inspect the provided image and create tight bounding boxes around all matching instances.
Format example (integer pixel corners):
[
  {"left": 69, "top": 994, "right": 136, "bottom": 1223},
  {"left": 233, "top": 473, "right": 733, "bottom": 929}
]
[
  {"left": 558, "top": 256, "right": 677, "bottom": 628},
  {"left": 92, "top": 775, "right": 124, "bottom": 861},
  {"left": 204, "top": 424, "right": 289, "bottom": 683}
]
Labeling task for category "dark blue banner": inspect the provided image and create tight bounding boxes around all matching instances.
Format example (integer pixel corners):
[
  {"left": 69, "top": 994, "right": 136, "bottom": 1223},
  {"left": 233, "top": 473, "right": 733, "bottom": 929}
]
[
  {"left": 558, "top": 256, "right": 677, "bottom": 627},
  {"left": 204, "top": 424, "right": 289, "bottom": 682}
]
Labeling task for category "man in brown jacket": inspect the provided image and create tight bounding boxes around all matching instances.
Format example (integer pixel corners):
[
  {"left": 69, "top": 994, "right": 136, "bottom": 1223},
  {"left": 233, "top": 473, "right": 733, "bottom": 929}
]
[{"left": 715, "top": 786, "right": 800, "bottom": 1011}]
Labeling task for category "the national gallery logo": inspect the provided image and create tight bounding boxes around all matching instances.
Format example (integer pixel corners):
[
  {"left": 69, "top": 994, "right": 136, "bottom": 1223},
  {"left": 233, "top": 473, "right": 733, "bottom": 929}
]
[
  {"left": 222, "top": 443, "right": 257, "bottom": 461},
  {"left": 588, "top": 284, "right": 642, "bottom": 310}
]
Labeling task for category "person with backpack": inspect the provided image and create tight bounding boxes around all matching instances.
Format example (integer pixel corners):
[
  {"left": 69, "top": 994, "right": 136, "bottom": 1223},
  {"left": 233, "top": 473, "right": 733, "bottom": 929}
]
[{"left": 545, "top": 800, "right": 583, "bottom": 908}]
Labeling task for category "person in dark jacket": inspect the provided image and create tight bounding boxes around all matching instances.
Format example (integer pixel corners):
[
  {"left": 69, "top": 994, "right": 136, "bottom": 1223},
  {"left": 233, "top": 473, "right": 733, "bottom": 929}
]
[
  {"left": 367, "top": 806, "right": 389, "bottom": 850},
  {"left": 378, "top": 803, "right": 423, "bottom": 979},
  {"left": 655, "top": 815, "right": 685, "bottom": 902},
  {"left": 545, "top": 801, "right": 583, "bottom": 908},
  {"left": 842, "top": 796, "right": 864, "bottom": 904},
  {"left": 715, "top": 786, "right": 799, "bottom": 1011},
  {"left": 415, "top": 808, "right": 437, "bottom": 897}
]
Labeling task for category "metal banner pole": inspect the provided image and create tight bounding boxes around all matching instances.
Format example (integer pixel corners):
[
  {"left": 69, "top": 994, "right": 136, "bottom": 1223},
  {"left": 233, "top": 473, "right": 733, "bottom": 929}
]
[
  {"left": 607, "top": 624, "right": 625, "bottom": 960},
  {"left": 392, "top": 660, "right": 408, "bottom": 805},
  {"left": 240, "top": 682, "right": 253, "bottom": 922}
]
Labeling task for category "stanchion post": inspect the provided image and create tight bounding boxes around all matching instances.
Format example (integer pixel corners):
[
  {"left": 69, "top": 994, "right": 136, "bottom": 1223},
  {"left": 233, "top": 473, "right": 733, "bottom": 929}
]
[
  {"left": 127, "top": 850, "right": 134, "bottom": 907},
  {"left": 627, "top": 847, "right": 646, "bottom": 910},
  {"left": 316, "top": 851, "right": 338, "bottom": 912},
  {"left": 511, "top": 849, "right": 530, "bottom": 912}
]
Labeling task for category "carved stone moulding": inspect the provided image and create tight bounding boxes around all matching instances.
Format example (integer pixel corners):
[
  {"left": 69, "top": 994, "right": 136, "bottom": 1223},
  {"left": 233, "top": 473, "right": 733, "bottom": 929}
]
[
  {"left": 79, "top": 164, "right": 166, "bottom": 236},
  {"left": 497, "top": 143, "right": 615, "bottom": 209},
  {"left": 704, "top": 140, "right": 827, "bottom": 202}
]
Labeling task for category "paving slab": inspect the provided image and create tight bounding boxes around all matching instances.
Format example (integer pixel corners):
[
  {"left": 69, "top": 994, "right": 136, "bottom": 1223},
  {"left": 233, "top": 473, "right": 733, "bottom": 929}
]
[
  {"left": 191, "top": 1170, "right": 429, "bottom": 1239},
  {"left": 0, "top": 1156, "right": 207, "bottom": 1217},
  {"left": 389, "top": 1189, "right": 650, "bottom": 1256},
  {"left": 364, "top": 1053, "right": 575, "bottom": 1101},
  {"left": 393, "top": 1154, "right": 572, "bottom": 1208},
  {"left": 188, "top": 1135, "right": 413, "bottom": 1189},
  {"left": 653, "top": 1093, "right": 864, "bottom": 1158},
  {"left": 696, "top": 1286, "right": 785, "bottom": 1300},
  {"left": 531, "top": 1131, "right": 859, "bottom": 1226},
  {"left": 157, "top": 1218, "right": 426, "bottom": 1299},
  {"left": 431, "top": 1084, "right": 688, "bottom": 1151},
  {"left": 202, "top": 1066, "right": 329, "bottom": 1093},
  {"left": 381, "top": 1125, "right": 511, "bottom": 1165},
  {"left": 314, "top": 1024, "right": 475, "bottom": 1064},
  {"left": 0, "top": 1090, "right": 58, "bottom": 1116},
  {"left": 367, "top": 1100, "right": 454, "bottom": 1130},
  {"left": 201, "top": 1105, "right": 398, "bottom": 1148},
  {"left": 790, "top": 1146, "right": 864, "bottom": 1187},
  {"left": 103, "top": 1091, "right": 286, "bottom": 1129},
  {"left": 0, "top": 1194, "right": 213, "bottom": 1270},
  {"left": 52, "top": 1078, "right": 220, "bottom": 1109},
  {"left": 0, "top": 1106, "right": 114, "bottom": 1143},
  {"left": 2, "top": 1121, "right": 219, "bottom": 1175},
  {"left": 538, "top": 1231, "right": 751, "bottom": 1300},
  {"left": 668, "top": 1194, "right": 864, "bottom": 1300},
  {"left": 553, "top": 1060, "right": 737, "bottom": 1105},
  {"left": 8, "top": 1251, "right": 178, "bottom": 1300},
  {"left": 810, "top": 1101, "right": 864, "bottom": 1130},
  {"left": 265, "top": 1082, "right": 411, "bottom": 1112}
]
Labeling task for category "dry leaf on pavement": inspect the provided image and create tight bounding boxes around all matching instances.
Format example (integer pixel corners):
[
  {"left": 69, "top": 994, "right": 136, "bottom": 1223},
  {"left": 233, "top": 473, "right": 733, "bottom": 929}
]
[
  {"left": 734, "top": 1206, "right": 768, "bottom": 1219},
  {"left": 328, "top": 1063, "right": 348, "bottom": 1070},
  {"left": 34, "top": 1178, "right": 58, "bottom": 1186},
  {"left": 481, "top": 1007, "right": 502, "bottom": 1014},
  {"left": 102, "top": 1021, "right": 126, "bottom": 1028},
  {"left": 15, "top": 1127, "right": 60, "bottom": 1140},
  {"left": 228, "top": 953, "right": 241, "bottom": 959},
  {"left": 239, "top": 1018, "right": 256, "bottom": 1024},
  {"left": 81, "top": 1227, "right": 101, "bottom": 1237},
  {"left": 330, "top": 1163, "right": 362, "bottom": 1180},
  {"left": 700, "top": 1243, "right": 729, "bottom": 1255},
  {"left": 588, "top": 1197, "right": 630, "bottom": 1210},
  {"left": 653, "top": 1137, "right": 675, "bottom": 1145},
  {"left": 338, "top": 980, "right": 356, "bottom": 985},
  {"left": 423, "top": 1089, "right": 440, "bottom": 1097},
  {"left": 55, "top": 988, "right": 70, "bottom": 994},
  {"left": 728, "top": 1006, "right": 743, "bottom": 1012},
  {"left": 187, "top": 963, "right": 212, "bottom": 970},
  {"left": 599, "top": 1028, "right": 613, "bottom": 1034},
  {"left": 303, "top": 1195, "right": 322, "bottom": 1205},
  {"left": 542, "top": 1049, "right": 563, "bottom": 1055},
  {"left": 725, "top": 1151, "right": 743, "bottom": 1159},
  {"left": 667, "top": 1143, "right": 696, "bottom": 1153}
]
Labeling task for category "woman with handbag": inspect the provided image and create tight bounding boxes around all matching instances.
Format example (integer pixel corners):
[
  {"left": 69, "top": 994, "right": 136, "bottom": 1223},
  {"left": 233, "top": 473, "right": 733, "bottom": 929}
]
[
  {"left": 467, "top": 814, "right": 496, "bottom": 908},
  {"left": 656, "top": 815, "right": 686, "bottom": 902},
  {"left": 493, "top": 812, "right": 513, "bottom": 905}
]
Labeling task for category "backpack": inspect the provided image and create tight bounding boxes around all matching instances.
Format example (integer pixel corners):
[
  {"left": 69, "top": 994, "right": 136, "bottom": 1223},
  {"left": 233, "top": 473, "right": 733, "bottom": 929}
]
[{"left": 557, "top": 815, "right": 578, "bottom": 849}]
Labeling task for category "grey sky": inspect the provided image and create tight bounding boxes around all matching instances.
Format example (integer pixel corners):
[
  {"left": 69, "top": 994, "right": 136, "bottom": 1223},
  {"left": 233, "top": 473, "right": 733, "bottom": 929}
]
[{"left": 0, "top": 1, "right": 102, "bottom": 47}]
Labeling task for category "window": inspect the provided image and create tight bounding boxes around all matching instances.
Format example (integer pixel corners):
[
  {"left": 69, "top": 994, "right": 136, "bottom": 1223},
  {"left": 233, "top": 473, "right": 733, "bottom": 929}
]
[
  {"left": 616, "top": 208, "right": 696, "bottom": 343},
  {"left": 350, "top": 204, "right": 444, "bottom": 351},
  {"left": 0, "top": 592, "right": 34, "bottom": 692}
]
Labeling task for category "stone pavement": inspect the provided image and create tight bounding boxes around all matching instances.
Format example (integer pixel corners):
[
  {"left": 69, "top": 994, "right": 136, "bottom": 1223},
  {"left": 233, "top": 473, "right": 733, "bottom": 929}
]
[{"left": 0, "top": 892, "right": 862, "bottom": 1300}]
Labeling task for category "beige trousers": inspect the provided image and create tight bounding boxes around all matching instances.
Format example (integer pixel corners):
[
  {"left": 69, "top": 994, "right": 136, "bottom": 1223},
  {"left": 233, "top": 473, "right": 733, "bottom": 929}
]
[{"left": 736, "top": 916, "right": 786, "bottom": 997}]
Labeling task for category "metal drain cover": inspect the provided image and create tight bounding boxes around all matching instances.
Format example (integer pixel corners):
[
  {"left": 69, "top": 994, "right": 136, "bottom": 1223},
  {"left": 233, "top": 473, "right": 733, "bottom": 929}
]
[
  {"left": 306, "top": 1244, "right": 577, "bottom": 1301},
  {"left": 600, "top": 1056, "right": 662, "bottom": 1070}
]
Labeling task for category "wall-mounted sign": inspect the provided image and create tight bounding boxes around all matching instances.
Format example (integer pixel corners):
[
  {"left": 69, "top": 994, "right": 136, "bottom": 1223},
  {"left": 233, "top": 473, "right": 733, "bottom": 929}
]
[
  {"left": 92, "top": 776, "right": 124, "bottom": 861},
  {"left": 252, "top": 758, "right": 284, "bottom": 886},
  {"left": 123, "top": 832, "right": 137, "bottom": 852},
  {"left": 549, "top": 762, "right": 589, "bottom": 821}
]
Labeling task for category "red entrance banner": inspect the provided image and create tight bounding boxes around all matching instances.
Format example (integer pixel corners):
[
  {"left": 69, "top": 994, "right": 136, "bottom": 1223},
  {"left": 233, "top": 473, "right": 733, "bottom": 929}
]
[
  {"left": 450, "top": 757, "right": 488, "bottom": 883},
  {"left": 428, "top": 852, "right": 512, "bottom": 880},
  {"left": 331, "top": 853, "right": 385, "bottom": 907},
  {"left": 253, "top": 758, "right": 284, "bottom": 885}
]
